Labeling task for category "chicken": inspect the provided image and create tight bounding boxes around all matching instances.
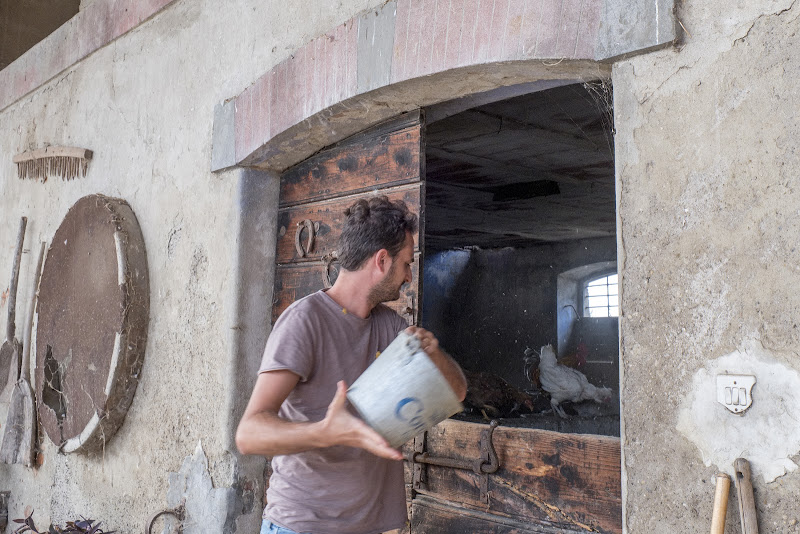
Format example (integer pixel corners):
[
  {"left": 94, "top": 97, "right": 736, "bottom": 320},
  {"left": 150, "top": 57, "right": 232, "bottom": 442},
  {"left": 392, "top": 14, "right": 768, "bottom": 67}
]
[
  {"left": 462, "top": 370, "right": 538, "bottom": 420},
  {"left": 523, "top": 343, "right": 589, "bottom": 387},
  {"left": 534, "top": 344, "right": 612, "bottom": 418}
]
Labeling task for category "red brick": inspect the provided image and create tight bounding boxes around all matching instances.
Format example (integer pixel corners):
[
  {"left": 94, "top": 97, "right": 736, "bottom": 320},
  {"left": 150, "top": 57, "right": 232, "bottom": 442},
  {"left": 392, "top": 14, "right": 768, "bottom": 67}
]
[
  {"left": 329, "top": 24, "right": 344, "bottom": 104},
  {"left": 311, "top": 34, "right": 324, "bottom": 114},
  {"left": 487, "top": 0, "right": 510, "bottom": 60},
  {"left": 534, "top": 0, "right": 562, "bottom": 58},
  {"left": 520, "top": 0, "right": 544, "bottom": 56},
  {"left": 285, "top": 53, "right": 302, "bottom": 131},
  {"left": 252, "top": 77, "right": 267, "bottom": 151},
  {"left": 442, "top": 0, "right": 463, "bottom": 72},
  {"left": 403, "top": 0, "right": 426, "bottom": 79},
  {"left": 271, "top": 61, "right": 289, "bottom": 138},
  {"left": 574, "top": 0, "right": 601, "bottom": 58},
  {"left": 234, "top": 85, "right": 251, "bottom": 162},
  {"left": 344, "top": 19, "right": 359, "bottom": 97},
  {"left": 457, "top": 0, "right": 480, "bottom": 67},
  {"left": 261, "top": 73, "right": 273, "bottom": 143},
  {"left": 416, "top": 0, "right": 439, "bottom": 76},
  {"left": 554, "top": 0, "right": 584, "bottom": 57},
  {"left": 472, "top": 0, "right": 498, "bottom": 64},
  {"left": 501, "top": 0, "right": 527, "bottom": 59},
  {"left": 269, "top": 67, "right": 282, "bottom": 140},
  {"left": 391, "top": 0, "right": 412, "bottom": 82},
  {"left": 429, "top": 0, "right": 452, "bottom": 73}
]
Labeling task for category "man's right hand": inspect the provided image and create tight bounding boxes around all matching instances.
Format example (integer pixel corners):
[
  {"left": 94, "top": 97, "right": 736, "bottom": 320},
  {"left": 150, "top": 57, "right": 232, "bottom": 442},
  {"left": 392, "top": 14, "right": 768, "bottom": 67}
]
[
  {"left": 236, "top": 371, "right": 403, "bottom": 460},
  {"left": 318, "top": 381, "right": 403, "bottom": 461}
]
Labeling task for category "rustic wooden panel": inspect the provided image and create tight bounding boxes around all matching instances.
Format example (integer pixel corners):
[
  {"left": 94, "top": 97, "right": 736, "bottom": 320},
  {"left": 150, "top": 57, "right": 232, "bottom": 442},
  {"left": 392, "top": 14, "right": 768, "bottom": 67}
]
[
  {"left": 276, "top": 184, "right": 421, "bottom": 264},
  {"left": 272, "top": 253, "right": 420, "bottom": 323},
  {"left": 279, "top": 113, "right": 422, "bottom": 207},
  {"left": 410, "top": 419, "right": 621, "bottom": 534},
  {"left": 410, "top": 495, "right": 586, "bottom": 534}
]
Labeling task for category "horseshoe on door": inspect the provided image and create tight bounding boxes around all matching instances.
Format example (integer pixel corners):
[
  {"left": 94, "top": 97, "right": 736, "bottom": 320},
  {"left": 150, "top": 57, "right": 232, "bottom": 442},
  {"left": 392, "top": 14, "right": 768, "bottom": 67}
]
[{"left": 294, "top": 219, "right": 319, "bottom": 257}]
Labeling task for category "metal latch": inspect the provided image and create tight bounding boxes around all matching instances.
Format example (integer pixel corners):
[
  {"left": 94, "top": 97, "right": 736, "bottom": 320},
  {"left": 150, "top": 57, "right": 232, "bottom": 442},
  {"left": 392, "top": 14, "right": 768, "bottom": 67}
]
[{"left": 408, "top": 420, "right": 500, "bottom": 503}]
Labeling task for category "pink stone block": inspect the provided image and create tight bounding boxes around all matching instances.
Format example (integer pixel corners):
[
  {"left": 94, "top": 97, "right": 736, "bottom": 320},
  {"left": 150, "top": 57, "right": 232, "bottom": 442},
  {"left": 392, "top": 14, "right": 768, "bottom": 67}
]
[
  {"left": 344, "top": 19, "right": 359, "bottom": 97},
  {"left": 501, "top": 0, "right": 527, "bottom": 59},
  {"left": 269, "top": 67, "right": 282, "bottom": 140},
  {"left": 472, "top": 0, "right": 498, "bottom": 64},
  {"left": 554, "top": 0, "right": 583, "bottom": 57},
  {"left": 285, "top": 53, "right": 302, "bottom": 131},
  {"left": 487, "top": 0, "right": 510, "bottom": 61},
  {"left": 429, "top": 0, "right": 453, "bottom": 73},
  {"left": 442, "top": 0, "right": 463, "bottom": 73},
  {"left": 574, "top": 0, "right": 601, "bottom": 58},
  {"left": 325, "top": 25, "right": 346, "bottom": 107},
  {"left": 457, "top": 0, "right": 480, "bottom": 67},
  {"left": 235, "top": 86, "right": 252, "bottom": 162},
  {"left": 534, "top": 0, "right": 562, "bottom": 58},
  {"left": 271, "top": 61, "right": 289, "bottom": 141},
  {"left": 404, "top": 0, "right": 426, "bottom": 79},
  {"left": 392, "top": 0, "right": 412, "bottom": 82},
  {"left": 415, "top": 0, "right": 438, "bottom": 76},
  {"left": 311, "top": 35, "right": 324, "bottom": 114}
]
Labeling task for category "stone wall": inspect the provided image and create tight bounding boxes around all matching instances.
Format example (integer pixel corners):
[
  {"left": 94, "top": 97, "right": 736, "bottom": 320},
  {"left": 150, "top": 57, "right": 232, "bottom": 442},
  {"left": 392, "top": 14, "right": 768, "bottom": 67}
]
[
  {"left": 0, "top": 0, "right": 384, "bottom": 532},
  {"left": 614, "top": 0, "right": 800, "bottom": 531}
]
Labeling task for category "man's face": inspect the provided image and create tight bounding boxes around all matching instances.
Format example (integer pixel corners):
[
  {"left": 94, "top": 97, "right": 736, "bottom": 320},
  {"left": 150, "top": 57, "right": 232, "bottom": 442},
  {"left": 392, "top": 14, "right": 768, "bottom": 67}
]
[{"left": 369, "top": 232, "right": 414, "bottom": 304}]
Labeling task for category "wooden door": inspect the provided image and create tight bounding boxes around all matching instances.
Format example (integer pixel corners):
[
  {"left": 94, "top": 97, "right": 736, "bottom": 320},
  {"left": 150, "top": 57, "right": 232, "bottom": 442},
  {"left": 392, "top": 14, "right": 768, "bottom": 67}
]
[
  {"left": 268, "top": 109, "right": 621, "bottom": 534},
  {"left": 403, "top": 420, "right": 622, "bottom": 533},
  {"left": 272, "top": 111, "right": 425, "bottom": 324}
]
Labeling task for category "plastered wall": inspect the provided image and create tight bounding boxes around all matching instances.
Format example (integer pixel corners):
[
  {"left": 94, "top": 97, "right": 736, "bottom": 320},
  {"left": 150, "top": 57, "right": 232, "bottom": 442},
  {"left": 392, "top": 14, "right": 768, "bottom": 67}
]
[
  {"left": 614, "top": 0, "right": 800, "bottom": 531},
  {"left": 0, "top": 0, "right": 385, "bottom": 532}
]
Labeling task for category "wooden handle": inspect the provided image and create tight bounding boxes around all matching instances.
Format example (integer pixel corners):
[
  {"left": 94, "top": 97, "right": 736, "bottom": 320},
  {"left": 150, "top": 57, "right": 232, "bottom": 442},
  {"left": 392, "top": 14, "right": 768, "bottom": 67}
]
[
  {"left": 6, "top": 217, "right": 27, "bottom": 340},
  {"left": 20, "top": 242, "right": 46, "bottom": 382},
  {"left": 734, "top": 458, "right": 759, "bottom": 534},
  {"left": 711, "top": 473, "right": 731, "bottom": 534}
]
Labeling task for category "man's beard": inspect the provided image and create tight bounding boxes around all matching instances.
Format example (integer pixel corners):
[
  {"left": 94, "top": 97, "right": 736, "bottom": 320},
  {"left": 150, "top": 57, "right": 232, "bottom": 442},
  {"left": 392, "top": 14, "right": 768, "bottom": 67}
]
[{"left": 368, "top": 264, "right": 403, "bottom": 306}]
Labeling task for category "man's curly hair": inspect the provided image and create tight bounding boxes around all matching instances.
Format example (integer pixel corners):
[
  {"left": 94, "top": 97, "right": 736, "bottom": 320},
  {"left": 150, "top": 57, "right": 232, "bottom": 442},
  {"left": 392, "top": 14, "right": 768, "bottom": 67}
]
[{"left": 338, "top": 196, "right": 418, "bottom": 271}]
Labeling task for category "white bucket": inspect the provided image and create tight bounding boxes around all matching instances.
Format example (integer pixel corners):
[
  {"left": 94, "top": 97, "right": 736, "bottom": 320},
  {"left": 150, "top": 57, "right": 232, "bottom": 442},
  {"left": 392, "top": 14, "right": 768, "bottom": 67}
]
[{"left": 347, "top": 331, "right": 463, "bottom": 448}]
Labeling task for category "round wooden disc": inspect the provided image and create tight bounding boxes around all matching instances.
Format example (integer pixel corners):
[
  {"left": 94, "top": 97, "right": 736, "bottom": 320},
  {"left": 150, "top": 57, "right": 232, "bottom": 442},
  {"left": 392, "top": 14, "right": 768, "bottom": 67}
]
[{"left": 35, "top": 194, "right": 149, "bottom": 453}]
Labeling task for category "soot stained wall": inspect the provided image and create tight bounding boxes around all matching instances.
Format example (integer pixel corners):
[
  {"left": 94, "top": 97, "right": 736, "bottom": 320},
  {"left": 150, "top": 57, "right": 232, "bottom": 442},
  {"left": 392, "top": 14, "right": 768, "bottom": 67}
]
[{"left": 423, "top": 236, "right": 617, "bottom": 391}]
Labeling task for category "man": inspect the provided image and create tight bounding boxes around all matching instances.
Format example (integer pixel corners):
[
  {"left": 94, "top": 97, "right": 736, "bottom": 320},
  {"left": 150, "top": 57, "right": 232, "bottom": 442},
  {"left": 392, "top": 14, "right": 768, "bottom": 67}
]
[{"left": 236, "top": 196, "right": 467, "bottom": 534}]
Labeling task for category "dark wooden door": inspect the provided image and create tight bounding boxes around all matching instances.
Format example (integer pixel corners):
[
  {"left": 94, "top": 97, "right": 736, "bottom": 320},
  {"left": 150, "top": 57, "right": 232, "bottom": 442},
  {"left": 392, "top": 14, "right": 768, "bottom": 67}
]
[
  {"left": 268, "top": 109, "right": 621, "bottom": 534},
  {"left": 272, "top": 111, "right": 425, "bottom": 324},
  {"left": 404, "top": 420, "right": 622, "bottom": 534}
]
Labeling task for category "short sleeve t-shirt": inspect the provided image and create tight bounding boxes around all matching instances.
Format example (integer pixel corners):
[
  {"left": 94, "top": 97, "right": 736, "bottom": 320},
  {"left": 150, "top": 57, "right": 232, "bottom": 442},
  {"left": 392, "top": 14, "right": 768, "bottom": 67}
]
[{"left": 259, "top": 290, "right": 409, "bottom": 534}]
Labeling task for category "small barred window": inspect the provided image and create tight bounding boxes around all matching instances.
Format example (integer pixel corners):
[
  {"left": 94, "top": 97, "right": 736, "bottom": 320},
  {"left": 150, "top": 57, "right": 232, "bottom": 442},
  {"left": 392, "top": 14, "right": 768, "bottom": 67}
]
[{"left": 584, "top": 274, "right": 618, "bottom": 318}]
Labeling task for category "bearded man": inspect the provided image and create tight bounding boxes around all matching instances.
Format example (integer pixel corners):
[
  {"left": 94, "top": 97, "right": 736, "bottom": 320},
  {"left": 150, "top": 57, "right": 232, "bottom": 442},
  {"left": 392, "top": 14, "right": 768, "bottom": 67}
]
[{"left": 236, "top": 195, "right": 467, "bottom": 534}]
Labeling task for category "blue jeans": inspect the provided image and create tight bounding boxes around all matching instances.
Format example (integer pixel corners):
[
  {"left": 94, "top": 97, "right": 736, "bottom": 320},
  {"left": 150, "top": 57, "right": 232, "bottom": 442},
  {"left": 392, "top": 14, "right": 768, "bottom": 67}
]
[{"left": 261, "top": 520, "right": 300, "bottom": 534}]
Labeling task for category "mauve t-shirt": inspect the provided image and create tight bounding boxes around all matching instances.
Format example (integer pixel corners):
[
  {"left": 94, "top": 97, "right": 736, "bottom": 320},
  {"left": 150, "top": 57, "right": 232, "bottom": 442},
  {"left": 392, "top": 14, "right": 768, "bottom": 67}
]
[{"left": 259, "top": 290, "right": 409, "bottom": 534}]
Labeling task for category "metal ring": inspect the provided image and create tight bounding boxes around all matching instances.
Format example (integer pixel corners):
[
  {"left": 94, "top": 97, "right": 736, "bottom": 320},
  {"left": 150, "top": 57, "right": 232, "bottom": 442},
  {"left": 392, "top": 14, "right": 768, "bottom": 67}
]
[
  {"left": 145, "top": 503, "right": 185, "bottom": 534},
  {"left": 322, "top": 253, "right": 338, "bottom": 288},
  {"left": 294, "top": 219, "right": 315, "bottom": 258}
]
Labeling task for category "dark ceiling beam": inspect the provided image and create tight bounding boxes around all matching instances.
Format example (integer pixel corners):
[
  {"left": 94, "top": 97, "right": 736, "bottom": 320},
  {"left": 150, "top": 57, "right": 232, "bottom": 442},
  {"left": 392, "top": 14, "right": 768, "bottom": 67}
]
[
  {"left": 428, "top": 108, "right": 611, "bottom": 155},
  {"left": 427, "top": 204, "right": 615, "bottom": 242},
  {"left": 426, "top": 146, "right": 586, "bottom": 185}
]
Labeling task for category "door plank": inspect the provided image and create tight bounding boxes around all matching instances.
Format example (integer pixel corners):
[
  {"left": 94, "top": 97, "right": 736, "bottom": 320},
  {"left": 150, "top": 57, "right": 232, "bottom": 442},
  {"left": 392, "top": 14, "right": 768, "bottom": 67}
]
[
  {"left": 276, "top": 184, "right": 421, "bottom": 264},
  {"left": 272, "top": 253, "right": 420, "bottom": 323},
  {"left": 280, "top": 118, "right": 423, "bottom": 207},
  {"left": 409, "top": 419, "right": 621, "bottom": 533}
]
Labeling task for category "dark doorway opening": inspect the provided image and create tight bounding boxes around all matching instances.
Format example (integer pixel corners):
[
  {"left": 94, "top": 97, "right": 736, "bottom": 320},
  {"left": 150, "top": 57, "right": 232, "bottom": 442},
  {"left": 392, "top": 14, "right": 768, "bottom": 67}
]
[{"left": 421, "top": 81, "right": 619, "bottom": 437}]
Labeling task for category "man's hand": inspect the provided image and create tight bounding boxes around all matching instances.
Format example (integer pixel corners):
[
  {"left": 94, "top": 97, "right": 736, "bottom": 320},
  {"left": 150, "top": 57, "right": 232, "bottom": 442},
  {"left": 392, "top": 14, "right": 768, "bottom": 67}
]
[
  {"left": 236, "top": 371, "right": 402, "bottom": 460},
  {"left": 405, "top": 326, "right": 468, "bottom": 401},
  {"left": 319, "top": 381, "right": 403, "bottom": 461}
]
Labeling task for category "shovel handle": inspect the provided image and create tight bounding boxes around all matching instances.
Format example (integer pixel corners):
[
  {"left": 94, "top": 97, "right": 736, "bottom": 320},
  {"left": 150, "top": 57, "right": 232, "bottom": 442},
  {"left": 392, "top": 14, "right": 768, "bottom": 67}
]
[
  {"left": 734, "top": 458, "right": 759, "bottom": 534},
  {"left": 6, "top": 217, "right": 27, "bottom": 341},
  {"left": 711, "top": 473, "right": 731, "bottom": 534},
  {"left": 20, "top": 242, "right": 46, "bottom": 381}
]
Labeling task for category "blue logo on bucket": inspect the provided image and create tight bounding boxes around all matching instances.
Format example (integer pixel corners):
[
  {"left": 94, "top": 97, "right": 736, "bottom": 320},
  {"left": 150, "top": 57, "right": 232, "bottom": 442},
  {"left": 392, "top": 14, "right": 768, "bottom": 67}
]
[{"left": 395, "top": 397, "right": 426, "bottom": 433}]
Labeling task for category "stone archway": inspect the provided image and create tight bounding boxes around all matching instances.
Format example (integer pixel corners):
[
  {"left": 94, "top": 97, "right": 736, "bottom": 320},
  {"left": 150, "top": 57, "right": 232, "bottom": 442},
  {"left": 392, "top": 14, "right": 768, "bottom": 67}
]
[{"left": 212, "top": 0, "right": 677, "bottom": 174}]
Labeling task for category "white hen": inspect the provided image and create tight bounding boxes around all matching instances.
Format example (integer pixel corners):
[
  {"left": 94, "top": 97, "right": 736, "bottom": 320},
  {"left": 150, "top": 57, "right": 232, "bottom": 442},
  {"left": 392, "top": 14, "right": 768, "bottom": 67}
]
[{"left": 537, "top": 344, "right": 612, "bottom": 418}]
